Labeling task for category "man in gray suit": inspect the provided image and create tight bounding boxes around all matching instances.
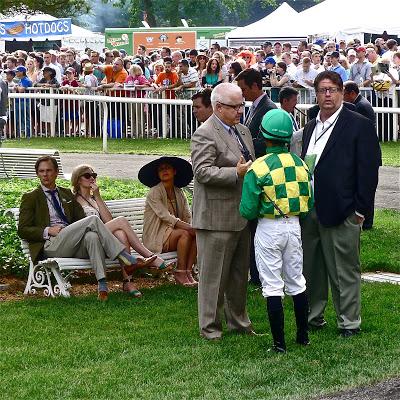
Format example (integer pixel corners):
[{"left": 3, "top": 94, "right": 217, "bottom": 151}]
[
  {"left": 0, "top": 78, "right": 8, "bottom": 135},
  {"left": 191, "top": 83, "right": 256, "bottom": 340}
]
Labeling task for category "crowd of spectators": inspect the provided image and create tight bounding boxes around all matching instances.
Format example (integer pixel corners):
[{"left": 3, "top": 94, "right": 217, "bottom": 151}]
[{"left": 1, "top": 37, "right": 399, "bottom": 138}]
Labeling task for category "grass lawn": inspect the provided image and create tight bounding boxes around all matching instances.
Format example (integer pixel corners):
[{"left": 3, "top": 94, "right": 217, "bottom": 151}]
[
  {"left": 380, "top": 142, "right": 400, "bottom": 167},
  {"left": 2, "top": 137, "right": 191, "bottom": 156},
  {"left": 0, "top": 282, "right": 399, "bottom": 399}
]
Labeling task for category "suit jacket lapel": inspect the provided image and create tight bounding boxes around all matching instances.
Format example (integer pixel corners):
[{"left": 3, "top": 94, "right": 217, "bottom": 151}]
[
  {"left": 37, "top": 186, "right": 51, "bottom": 226},
  {"left": 236, "top": 124, "right": 255, "bottom": 160},
  {"left": 58, "top": 187, "right": 72, "bottom": 223},
  {"left": 211, "top": 115, "right": 242, "bottom": 159}
]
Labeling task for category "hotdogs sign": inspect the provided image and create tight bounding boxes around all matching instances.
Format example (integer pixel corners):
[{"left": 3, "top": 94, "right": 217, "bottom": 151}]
[{"left": 0, "top": 18, "right": 72, "bottom": 39}]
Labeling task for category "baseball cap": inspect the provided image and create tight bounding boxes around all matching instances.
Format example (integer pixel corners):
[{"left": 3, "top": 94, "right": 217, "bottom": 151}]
[
  {"left": 331, "top": 51, "right": 340, "bottom": 58},
  {"left": 260, "top": 109, "right": 293, "bottom": 143},
  {"left": 16, "top": 66, "right": 27, "bottom": 73},
  {"left": 80, "top": 54, "right": 90, "bottom": 62},
  {"left": 120, "top": 49, "right": 127, "bottom": 55},
  {"left": 356, "top": 46, "right": 366, "bottom": 53},
  {"left": 65, "top": 67, "right": 75, "bottom": 74},
  {"left": 264, "top": 56, "right": 276, "bottom": 65},
  {"left": 347, "top": 49, "right": 356, "bottom": 56}
]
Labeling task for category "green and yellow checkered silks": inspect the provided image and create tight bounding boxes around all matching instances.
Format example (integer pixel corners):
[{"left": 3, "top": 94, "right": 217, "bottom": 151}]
[{"left": 240, "top": 151, "right": 314, "bottom": 220}]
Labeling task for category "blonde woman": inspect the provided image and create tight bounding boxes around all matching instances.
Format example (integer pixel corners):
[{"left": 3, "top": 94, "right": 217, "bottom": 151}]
[
  {"left": 125, "top": 64, "right": 150, "bottom": 136},
  {"left": 26, "top": 58, "right": 38, "bottom": 83},
  {"left": 212, "top": 51, "right": 229, "bottom": 82},
  {"left": 71, "top": 164, "right": 169, "bottom": 297}
]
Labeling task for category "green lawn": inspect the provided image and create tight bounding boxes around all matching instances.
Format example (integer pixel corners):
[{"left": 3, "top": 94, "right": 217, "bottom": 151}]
[
  {"left": 3, "top": 138, "right": 399, "bottom": 166},
  {"left": 380, "top": 142, "right": 400, "bottom": 167},
  {"left": 2, "top": 137, "right": 191, "bottom": 156},
  {"left": 0, "top": 282, "right": 399, "bottom": 399}
]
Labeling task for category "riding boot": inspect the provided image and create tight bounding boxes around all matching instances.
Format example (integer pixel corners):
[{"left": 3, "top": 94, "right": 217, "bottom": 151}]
[
  {"left": 292, "top": 291, "right": 310, "bottom": 345},
  {"left": 266, "top": 296, "right": 286, "bottom": 353}
]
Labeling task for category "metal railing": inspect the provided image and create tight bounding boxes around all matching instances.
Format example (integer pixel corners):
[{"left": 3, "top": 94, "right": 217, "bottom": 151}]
[{"left": 4, "top": 86, "right": 400, "bottom": 148}]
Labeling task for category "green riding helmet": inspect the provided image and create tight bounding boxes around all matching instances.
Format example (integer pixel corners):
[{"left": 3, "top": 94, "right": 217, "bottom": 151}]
[{"left": 260, "top": 109, "right": 293, "bottom": 143}]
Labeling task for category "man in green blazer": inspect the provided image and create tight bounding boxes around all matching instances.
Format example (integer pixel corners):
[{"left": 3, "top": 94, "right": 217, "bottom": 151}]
[{"left": 18, "top": 156, "right": 140, "bottom": 300}]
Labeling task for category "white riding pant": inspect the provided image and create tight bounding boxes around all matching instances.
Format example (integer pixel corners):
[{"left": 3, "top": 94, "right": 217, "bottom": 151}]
[{"left": 255, "top": 216, "right": 306, "bottom": 298}]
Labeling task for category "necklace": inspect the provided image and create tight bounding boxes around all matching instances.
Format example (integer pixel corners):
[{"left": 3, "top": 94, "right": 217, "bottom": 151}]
[
  {"left": 78, "top": 192, "right": 98, "bottom": 209},
  {"left": 166, "top": 188, "right": 178, "bottom": 217}
]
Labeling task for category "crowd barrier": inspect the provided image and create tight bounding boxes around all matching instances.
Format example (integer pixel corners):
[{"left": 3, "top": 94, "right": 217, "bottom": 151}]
[{"left": 4, "top": 86, "right": 399, "bottom": 147}]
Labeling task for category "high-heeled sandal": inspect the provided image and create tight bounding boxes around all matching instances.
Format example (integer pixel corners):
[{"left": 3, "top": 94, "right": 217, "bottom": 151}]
[
  {"left": 124, "top": 255, "right": 157, "bottom": 275},
  {"left": 122, "top": 275, "right": 142, "bottom": 298},
  {"left": 186, "top": 269, "right": 198, "bottom": 286},
  {"left": 173, "top": 270, "right": 196, "bottom": 287},
  {"left": 148, "top": 254, "right": 174, "bottom": 271}
]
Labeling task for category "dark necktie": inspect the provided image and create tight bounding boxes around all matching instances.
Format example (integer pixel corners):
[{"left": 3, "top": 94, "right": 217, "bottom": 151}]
[
  {"left": 230, "top": 126, "right": 253, "bottom": 162},
  {"left": 244, "top": 104, "right": 255, "bottom": 126},
  {"left": 47, "top": 190, "right": 69, "bottom": 224}
]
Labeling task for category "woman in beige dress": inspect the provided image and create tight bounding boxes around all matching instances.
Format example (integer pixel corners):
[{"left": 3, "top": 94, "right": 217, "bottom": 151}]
[{"left": 139, "top": 157, "right": 197, "bottom": 287}]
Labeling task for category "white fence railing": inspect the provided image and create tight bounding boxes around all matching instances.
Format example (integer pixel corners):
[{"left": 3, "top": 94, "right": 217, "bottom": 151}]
[{"left": 3, "top": 86, "right": 399, "bottom": 146}]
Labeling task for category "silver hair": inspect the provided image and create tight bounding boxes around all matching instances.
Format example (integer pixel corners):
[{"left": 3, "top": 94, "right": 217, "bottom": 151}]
[{"left": 210, "top": 83, "right": 243, "bottom": 110}]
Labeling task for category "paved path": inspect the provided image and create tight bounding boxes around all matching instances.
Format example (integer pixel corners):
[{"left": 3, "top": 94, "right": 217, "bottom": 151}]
[
  {"left": 315, "top": 377, "right": 400, "bottom": 400},
  {"left": 61, "top": 153, "right": 400, "bottom": 210}
]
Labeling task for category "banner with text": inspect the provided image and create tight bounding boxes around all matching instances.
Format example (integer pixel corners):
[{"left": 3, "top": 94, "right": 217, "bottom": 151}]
[{"left": 0, "top": 19, "right": 72, "bottom": 39}]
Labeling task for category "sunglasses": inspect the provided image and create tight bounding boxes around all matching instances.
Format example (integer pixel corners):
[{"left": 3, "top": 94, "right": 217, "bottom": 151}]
[{"left": 81, "top": 172, "right": 97, "bottom": 179}]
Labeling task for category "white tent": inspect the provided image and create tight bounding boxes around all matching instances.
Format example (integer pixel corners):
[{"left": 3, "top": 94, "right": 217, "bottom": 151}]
[
  {"left": 0, "top": 13, "right": 104, "bottom": 51},
  {"left": 227, "top": 2, "right": 308, "bottom": 46},
  {"left": 300, "top": 0, "right": 400, "bottom": 41}
]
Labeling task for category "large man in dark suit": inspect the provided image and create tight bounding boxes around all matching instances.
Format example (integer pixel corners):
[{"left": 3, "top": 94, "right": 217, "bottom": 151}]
[
  {"left": 191, "top": 83, "right": 256, "bottom": 340},
  {"left": 301, "top": 71, "right": 381, "bottom": 337},
  {"left": 236, "top": 69, "right": 277, "bottom": 285}
]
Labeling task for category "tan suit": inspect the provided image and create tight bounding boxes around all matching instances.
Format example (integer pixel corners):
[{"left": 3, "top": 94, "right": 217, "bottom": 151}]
[{"left": 191, "top": 114, "right": 255, "bottom": 339}]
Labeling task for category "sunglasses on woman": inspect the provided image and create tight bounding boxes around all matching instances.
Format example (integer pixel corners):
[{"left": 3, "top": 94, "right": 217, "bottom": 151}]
[{"left": 81, "top": 172, "right": 97, "bottom": 179}]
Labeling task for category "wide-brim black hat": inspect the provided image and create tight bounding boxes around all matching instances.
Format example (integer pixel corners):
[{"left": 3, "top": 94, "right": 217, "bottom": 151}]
[{"left": 138, "top": 156, "right": 193, "bottom": 188}]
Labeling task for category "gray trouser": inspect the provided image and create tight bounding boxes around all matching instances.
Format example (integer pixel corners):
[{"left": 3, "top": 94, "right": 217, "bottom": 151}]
[
  {"left": 197, "top": 227, "right": 252, "bottom": 339},
  {"left": 301, "top": 209, "right": 362, "bottom": 330},
  {"left": 44, "top": 215, "right": 125, "bottom": 280}
]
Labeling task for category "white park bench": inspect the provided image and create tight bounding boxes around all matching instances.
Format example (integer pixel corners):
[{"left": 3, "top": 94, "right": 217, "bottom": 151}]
[
  {"left": 5, "top": 197, "right": 178, "bottom": 297},
  {"left": 0, "top": 148, "right": 66, "bottom": 179}
]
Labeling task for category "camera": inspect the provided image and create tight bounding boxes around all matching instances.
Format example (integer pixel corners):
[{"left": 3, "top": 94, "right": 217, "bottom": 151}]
[{"left": 378, "top": 62, "right": 389, "bottom": 74}]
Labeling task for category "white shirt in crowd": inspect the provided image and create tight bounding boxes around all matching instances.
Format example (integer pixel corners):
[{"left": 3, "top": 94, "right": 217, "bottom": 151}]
[
  {"left": 294, "top": 68, "right": 319, "bottom": 89},
  {"left": 181, "top": 67, "right": 200, "bottom": 88}
]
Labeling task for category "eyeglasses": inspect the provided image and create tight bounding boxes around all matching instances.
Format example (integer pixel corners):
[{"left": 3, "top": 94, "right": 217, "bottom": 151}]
[
  {"left": 316, "top": 87, "right": 341, "bottom": 94},
  {"left": 218, "top": 101, "right": 245, "bottom": 111},
  {"left": 81, "top": 172, "right": 97, "bottom": 179}
]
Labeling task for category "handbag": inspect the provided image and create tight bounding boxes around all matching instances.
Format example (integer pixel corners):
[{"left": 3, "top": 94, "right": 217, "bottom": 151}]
[{"left": 372, "top": 79, "right": 391, "bottom": 92}]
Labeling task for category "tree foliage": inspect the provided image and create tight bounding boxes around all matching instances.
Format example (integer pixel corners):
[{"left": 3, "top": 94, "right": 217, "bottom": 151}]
[
  {"left": 1, "top": 0, "right": 90, "bottom": 18},
  {"left": 111, "top": 0, "right": 322, "bottom": 28}
]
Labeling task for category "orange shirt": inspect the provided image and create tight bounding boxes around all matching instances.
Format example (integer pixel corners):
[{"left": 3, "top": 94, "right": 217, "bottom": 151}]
[
  {"left": 104, "top": 65, "right": 128, "bottom": 83},
  {"left": 103, "top": 65, "right": 128, "bottom": 97},
  {"left": 155, "top": 71, "right": 179, "bottom": 99}
]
